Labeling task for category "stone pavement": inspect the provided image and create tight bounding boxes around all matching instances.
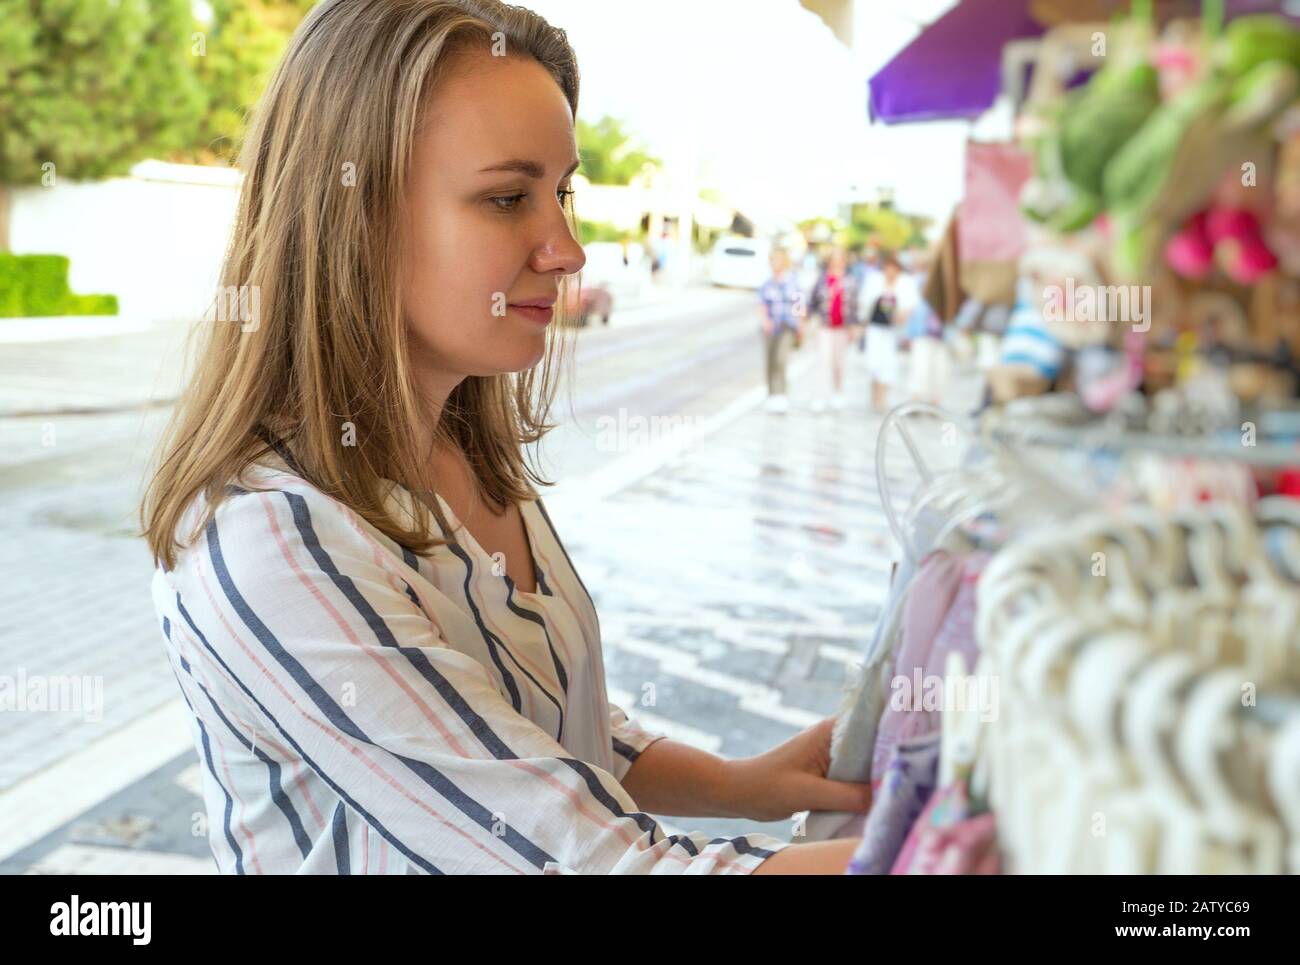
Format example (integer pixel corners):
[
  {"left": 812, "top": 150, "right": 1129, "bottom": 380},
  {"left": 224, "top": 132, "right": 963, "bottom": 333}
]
[
  {"left": 0, "top": 336, "right": 980, "bottom": 872},
  {"left": 0, "top": 408, "right": 181, "bottom": 800},
  {"left": 0, "top": 323, "right": 192, "bottom": 417},
  {"left": 0, "top": 284, "right": 740, "bottom": 418}
]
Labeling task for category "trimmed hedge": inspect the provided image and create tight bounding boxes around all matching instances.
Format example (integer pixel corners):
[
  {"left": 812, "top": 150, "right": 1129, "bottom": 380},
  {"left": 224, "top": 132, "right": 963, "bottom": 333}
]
[{"left": 0, "top": 254, "right": 119, "bottom": 317}]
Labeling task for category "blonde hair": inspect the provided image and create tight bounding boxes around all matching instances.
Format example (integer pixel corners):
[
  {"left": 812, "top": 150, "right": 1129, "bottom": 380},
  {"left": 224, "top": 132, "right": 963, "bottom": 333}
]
[{"left": 140, "top": 0, "right": 583, "bottom": 571}]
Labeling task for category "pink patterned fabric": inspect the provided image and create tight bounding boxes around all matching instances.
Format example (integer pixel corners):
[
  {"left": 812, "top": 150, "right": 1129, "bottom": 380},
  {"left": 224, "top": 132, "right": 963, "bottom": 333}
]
[
  {"left": 871, "top": 552, "right": 963, "bottom": 781},
  {"left": 891, "top": 779, "right": 999, "bottom": 875},
  {"left": 896, "top": 812, "right": 999, "bottom": 875}
]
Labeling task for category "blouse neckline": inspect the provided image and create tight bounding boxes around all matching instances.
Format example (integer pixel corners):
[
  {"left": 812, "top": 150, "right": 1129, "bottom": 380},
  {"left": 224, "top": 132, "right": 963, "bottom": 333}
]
[
  {"left": 432, "top": 491, "right": 549, "bottom": 601},
  {"left": 247, "top": 429, "right": 553, "bottom": 602}
]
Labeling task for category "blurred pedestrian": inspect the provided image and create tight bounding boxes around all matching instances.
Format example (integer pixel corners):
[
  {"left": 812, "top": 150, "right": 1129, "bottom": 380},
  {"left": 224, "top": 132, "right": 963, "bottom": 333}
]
[
  {"left": 845, "top": 247, "right": 865, "bottom": 325},
  {"left": 857, "top": 251, "right": 919, "bottom": 413},
  {"left": 806, "top": 247, "right": 857, "bottom": 412},
  {"left": 904, "top": 253, "right": 950, "bottom": 405},
  {"left": 757, "top": 248, "right": 802, "bottom": 414},
  {"left": 654, "top": 226, "right": 673, "bottom": 280},
  {"left": 854, "top": 245, "right": 882, "bottom": 352}
]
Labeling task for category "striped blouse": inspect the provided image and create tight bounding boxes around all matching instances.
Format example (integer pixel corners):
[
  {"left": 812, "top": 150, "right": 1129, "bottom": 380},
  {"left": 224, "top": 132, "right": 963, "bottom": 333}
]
[{"left": 149, "top": 443, "right": 789, "bottom": 874}]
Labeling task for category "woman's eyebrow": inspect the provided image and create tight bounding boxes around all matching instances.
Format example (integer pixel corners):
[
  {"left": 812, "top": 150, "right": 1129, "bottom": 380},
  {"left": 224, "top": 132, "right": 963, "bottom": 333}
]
[{"left": 477, "top": 157, "right": 581, "bottom": 178}]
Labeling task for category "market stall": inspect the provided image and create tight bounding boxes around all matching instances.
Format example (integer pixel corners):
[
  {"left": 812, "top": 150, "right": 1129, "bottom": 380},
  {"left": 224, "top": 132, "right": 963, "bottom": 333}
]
[{"left": 812, "top": 1, "right": 1300, "bottom": 875}]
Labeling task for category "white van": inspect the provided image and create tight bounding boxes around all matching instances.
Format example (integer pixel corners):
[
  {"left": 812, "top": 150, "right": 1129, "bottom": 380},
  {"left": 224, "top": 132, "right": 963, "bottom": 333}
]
[{"left": 708, "top": 236, "right": 771, "bottom": 289}]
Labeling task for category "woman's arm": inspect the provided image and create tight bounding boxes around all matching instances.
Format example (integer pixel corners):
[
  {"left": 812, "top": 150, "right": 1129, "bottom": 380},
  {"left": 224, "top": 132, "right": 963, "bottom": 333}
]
[
  {"left": 618, "top": 737, "right": 747, "bottom": 818},
  {"left": 620, "top": 734, "right": 869, "bottom": 875},
  {"left": 750, "top": 837, "right": 862, "bottom": 874},
  {"left": 620, "top": 717, "right": 873, "bottom": 821}
]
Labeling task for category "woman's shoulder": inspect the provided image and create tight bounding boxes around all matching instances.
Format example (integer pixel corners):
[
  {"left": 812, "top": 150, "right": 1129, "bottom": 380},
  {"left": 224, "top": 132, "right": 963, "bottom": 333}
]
[{"left": 167, "top": 446, "right": 362, "bottom": 577}]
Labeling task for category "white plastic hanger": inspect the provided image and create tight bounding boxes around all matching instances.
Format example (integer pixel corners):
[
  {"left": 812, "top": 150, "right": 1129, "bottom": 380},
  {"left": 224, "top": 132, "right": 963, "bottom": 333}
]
[
  {"left": 1267, "top": 715, "right": 1300, "bottom": 874},
  {"left": 1122, "top": 504, "right": 1186, "bottom": 591},
  {"left": 1062, "top": 630, "right": 1152, "bottom": 873},
  {"left": 1179, "top": 509, "right": 1238, "bottom": 606},
  {"left": 976, "top": 558, "right": 1069, "bottom": 655},
  {"left": 1173, "top": 669, "right": 1284, "bottom": 874},
  {"left": 1122, "top": 650, "right": 1203, "bottom": 873}
]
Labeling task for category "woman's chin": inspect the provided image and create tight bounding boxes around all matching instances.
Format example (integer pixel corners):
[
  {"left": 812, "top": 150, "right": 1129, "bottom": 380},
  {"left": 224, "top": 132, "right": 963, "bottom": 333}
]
[{"left": 478, "top": 339, "right": 547, "bottom": 376}]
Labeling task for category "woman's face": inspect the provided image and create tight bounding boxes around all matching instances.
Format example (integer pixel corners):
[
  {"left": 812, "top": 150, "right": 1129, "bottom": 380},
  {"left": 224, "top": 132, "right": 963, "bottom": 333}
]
[{"left": 400, "top": 49, "right": 585, "bottom": 402}]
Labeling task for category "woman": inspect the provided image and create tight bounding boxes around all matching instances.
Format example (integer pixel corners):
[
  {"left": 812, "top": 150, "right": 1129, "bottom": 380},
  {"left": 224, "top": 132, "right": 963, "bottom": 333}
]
[
  {"left": 757, "top": 248, "right": 802, "bottom": 413},
  {"left": 806, "top": 247, "right": 857, "bottom": 412},
  {"left": 857, "top": 252, "right": 919, "bottom": 413},
  {"left": 139, "top": 0, "right": 867, "bottom": 875}
]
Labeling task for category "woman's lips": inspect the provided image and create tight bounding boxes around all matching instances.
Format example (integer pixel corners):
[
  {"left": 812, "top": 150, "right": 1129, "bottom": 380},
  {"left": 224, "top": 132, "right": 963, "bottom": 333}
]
[{"left": 509, "top": 304, "right": 553, "bottom": 324}]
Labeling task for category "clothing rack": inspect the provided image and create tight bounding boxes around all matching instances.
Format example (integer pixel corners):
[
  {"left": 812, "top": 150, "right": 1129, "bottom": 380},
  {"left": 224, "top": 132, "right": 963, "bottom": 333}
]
[
  {"left": 988, "top": 422, "right": 1300, "bottom": 468},
  {"left": 974, "top": 502, "right": 1300, "bottom": 873},
  {"left": 804, "top": 401, "right": 1300, "bottom": 874},
  {"left": 983, "top": 391, "right": 1300, "bottom": 468}
]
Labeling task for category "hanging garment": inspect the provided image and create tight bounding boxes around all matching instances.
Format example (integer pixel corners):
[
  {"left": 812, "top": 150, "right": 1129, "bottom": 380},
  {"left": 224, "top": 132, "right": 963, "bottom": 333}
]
[
  {"left": 923, "top": 214, "right": 963, "bottom": 322},
  {"left": 895, "top": 812, "right": 999, "bottom": 875},
  {"left": 884, "top": 557, "right": 986, "bottom": 760},
  {"left": 872, "top": 552, "right": 965, "bottom": 781},
  {"left": 846, "top": 732, "right": 941, "bottom": 875},
  {"left": 892, "top": 776, "right": 969, "bottom": 873},
  {"left": 890, "top": 776, "right": 999, "bottom": 874},
  {"left": 800, "top": 563, "right": 915, "bottom": 843},
  {"left": 802, "top": 511, "right": 949, "bottom": 843}
]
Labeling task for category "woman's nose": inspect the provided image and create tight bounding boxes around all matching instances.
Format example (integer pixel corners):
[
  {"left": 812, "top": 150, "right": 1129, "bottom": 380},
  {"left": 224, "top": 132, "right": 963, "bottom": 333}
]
[{"left": 531, "top": 220, "right": 586, "bottom": 276}]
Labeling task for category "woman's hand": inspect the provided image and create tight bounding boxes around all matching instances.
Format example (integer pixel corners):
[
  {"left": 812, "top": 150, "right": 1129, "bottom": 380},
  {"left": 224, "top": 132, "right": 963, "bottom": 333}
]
[{"left": 724, "top": 717, "right": 872, "bottom": 823}]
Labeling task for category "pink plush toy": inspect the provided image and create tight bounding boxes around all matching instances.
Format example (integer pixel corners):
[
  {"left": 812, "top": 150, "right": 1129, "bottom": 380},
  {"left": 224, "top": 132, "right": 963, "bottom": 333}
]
[
  {"left": 1165, "top": 210, "right": 1215, "bottom": 278},
  {"left": 1165, "top": 206, "right": 1278, "bottom": 284}
]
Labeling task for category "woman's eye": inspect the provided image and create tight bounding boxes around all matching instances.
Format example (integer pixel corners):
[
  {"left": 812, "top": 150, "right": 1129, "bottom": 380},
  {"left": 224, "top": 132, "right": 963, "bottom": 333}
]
[
  {"left": 489, "top": 193, "right": 527, "bottom": 212},
  {"left": 488, "top": 188, "right": 574, "bottom": 213}
]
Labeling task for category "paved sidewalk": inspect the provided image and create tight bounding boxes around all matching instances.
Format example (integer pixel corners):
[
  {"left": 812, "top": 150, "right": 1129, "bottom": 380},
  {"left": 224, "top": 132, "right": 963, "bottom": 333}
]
[
  {"left": 1, "top": 344, "right": 981, "bottom": 872},
  {"left": 0, "top": 322, "right": 192, "bottom": 417},
  {"left": 0, "top": 284, "right": 734, "bottom": 418}
]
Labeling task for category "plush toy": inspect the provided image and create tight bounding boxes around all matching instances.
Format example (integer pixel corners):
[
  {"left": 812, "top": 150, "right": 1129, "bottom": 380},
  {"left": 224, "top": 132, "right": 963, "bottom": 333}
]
[
  {"left": 1022, "top": 57, "right": 1161, "bottom": 234},
  {"left": 1164, "top": 210, "right": 1216, "bottom": 277},
  {"left": 1207, "top": 206, "right": 1280, "bottom": 283},
  {"left": 1164, "top": 205, "right": 1279, "bottom": 283},
  {"left": 1106, "top": 54, "right": 1299, "bottom": 279}
]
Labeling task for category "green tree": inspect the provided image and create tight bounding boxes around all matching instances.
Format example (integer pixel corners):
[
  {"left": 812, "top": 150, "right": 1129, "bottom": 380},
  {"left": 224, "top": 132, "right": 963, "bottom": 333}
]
[
  {"left": 578, "top": 219, "right": 635, "bottom": 245},
  {"left": 184, "top": 0, "right": 315, "bottom": 165},
  {"left": 576, "top": 115, "right": 659, "bottom": 185},
  {"left": 848, "top": 204, "right": 929, "bottom": 251},
  {"left": 0, "top": 0, "right": 207, "bottom": 249}
]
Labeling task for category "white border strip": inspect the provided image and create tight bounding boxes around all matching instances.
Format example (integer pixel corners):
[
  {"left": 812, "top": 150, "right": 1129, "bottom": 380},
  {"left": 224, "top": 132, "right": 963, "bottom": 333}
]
[{"left": 0, "top": 697, "right": 193, "bottom": 862}]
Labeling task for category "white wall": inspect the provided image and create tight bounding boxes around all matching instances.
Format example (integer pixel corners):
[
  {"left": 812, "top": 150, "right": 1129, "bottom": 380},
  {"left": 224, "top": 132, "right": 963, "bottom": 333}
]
[{"left": 10, "top": 160, "right": 240, "bottom": 322}]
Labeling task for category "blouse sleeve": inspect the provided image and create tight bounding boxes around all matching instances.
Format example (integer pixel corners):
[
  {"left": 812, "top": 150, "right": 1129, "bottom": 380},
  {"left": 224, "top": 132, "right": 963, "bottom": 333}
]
[
  {"left": 184, "top": 484, "right": 789, "bottom": 875},
  {"left": 607, "top": 700, "right": 668, "bottom": 782}
]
